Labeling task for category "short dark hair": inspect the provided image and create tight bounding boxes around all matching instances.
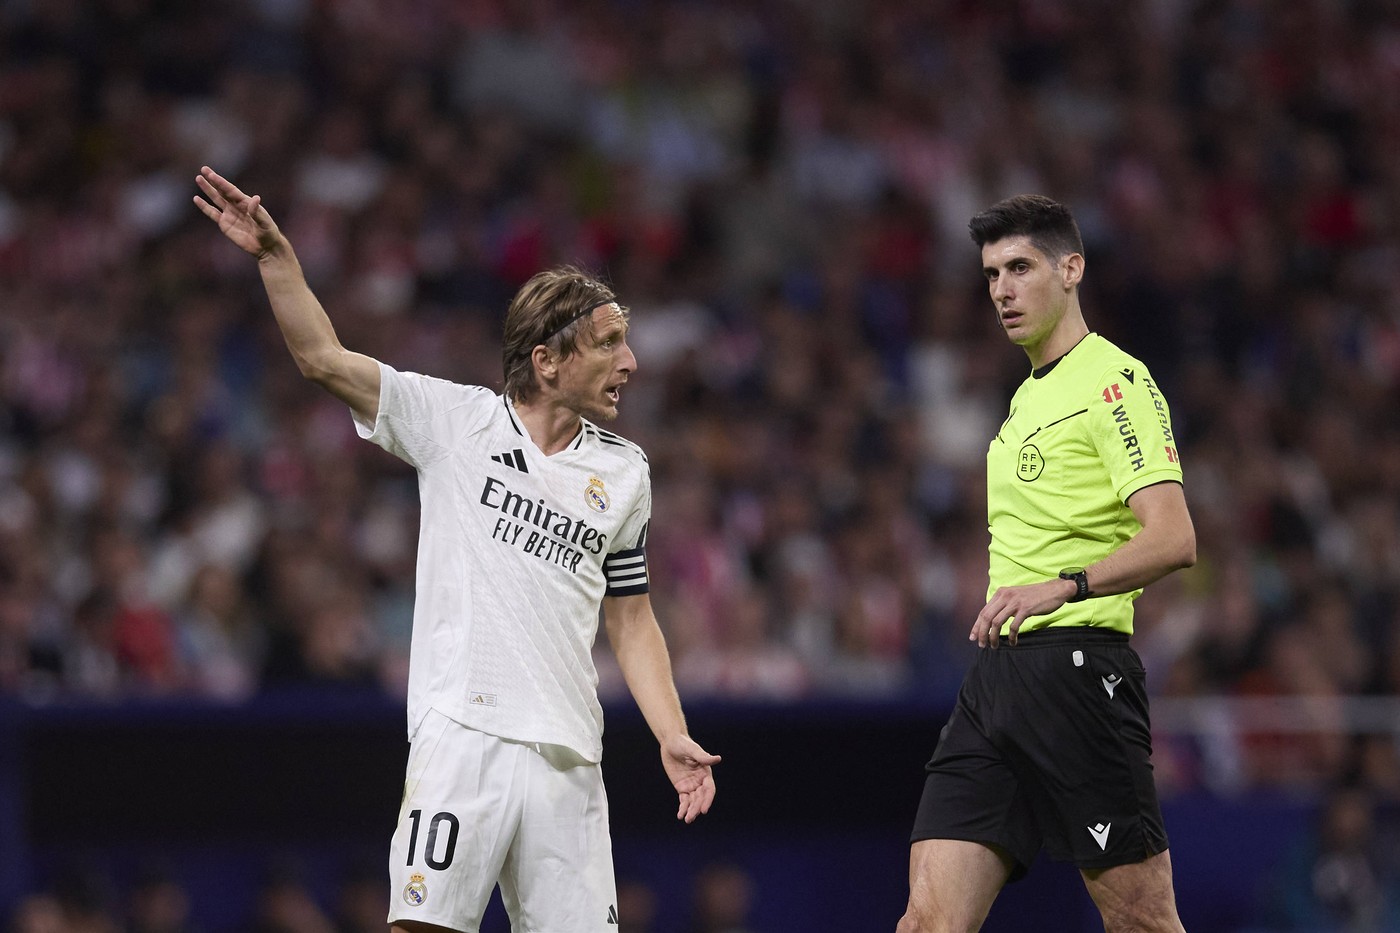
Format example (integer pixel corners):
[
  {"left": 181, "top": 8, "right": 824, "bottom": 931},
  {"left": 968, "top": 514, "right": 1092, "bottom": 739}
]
[
  {"left": 501, "top": 266, "right": 622, "bottom": 403},
  {"left": 968, "top": 194, "right": 1084, "bottom": 265}
]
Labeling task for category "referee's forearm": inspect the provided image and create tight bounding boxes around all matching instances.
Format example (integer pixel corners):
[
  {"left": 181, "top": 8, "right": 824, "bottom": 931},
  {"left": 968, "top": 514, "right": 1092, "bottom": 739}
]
[
  {"left": 1078, "top": 482, "right": 1196, "bottom": 598},
  {"left": 1083, "top": 526, "right": 1195, "bottom": 597}
]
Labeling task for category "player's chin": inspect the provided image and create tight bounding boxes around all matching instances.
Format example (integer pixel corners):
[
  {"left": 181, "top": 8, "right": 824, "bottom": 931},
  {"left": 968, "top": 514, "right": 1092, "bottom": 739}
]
[{"left": 590, "top": 398, "right": 621, "bottom": 421}]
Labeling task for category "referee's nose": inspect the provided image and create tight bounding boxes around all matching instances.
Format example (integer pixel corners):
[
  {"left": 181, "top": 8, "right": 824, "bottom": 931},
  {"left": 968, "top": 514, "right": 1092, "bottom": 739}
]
[{"left": 991, "top": 275, "right": 1013, "bottom": 304}]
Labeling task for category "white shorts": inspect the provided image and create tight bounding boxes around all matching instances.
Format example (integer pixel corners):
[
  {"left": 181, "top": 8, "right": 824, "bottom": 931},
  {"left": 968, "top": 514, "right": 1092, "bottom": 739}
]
[{"left": 387, "top": 708, "right": 618, "bottom": 932}]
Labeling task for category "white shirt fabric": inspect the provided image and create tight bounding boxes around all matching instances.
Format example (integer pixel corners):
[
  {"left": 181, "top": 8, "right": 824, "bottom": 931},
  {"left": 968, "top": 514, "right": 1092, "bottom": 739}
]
[{"left": 354, "top": 363, "right": 652, "bottom": 762}]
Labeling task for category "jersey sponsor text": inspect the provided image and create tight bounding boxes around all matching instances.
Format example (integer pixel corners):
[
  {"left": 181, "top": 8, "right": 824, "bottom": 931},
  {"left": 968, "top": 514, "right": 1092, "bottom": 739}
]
[
  {"left": 480, "top": 476, "right": 608, "bottom": 555},
  {"left": 1110, "top": 404, "right": 1145, "bottom": 472}
]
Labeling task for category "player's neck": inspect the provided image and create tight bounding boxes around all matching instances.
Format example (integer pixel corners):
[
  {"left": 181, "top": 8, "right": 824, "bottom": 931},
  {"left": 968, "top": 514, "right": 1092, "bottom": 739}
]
[{"left": 513, "top": 396, "right": 583, "bottom": 456}]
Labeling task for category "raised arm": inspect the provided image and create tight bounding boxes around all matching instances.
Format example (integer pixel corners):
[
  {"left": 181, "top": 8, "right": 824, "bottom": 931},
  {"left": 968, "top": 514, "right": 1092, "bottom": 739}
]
[
  {"left": 603, "top": 593, "right": 719, "bottom": 823},
  {"left": 193, "top": 166, "right": 381, "bottom": 422}
]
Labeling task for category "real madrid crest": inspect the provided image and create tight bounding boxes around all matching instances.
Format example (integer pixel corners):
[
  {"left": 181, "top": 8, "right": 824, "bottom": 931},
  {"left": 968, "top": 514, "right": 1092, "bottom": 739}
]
[
  {"left": 403, "top": 872, "right": 428, "bottom": 907},
  {"left": 584, "top": 475, "right": 610, "bottom": 512}
]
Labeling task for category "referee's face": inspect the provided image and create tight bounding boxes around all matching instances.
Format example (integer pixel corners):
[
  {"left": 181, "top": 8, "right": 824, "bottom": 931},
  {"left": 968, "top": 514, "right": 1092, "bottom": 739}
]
[{"left": 981, "top": 236, "right": 1075, "bottom": 351}]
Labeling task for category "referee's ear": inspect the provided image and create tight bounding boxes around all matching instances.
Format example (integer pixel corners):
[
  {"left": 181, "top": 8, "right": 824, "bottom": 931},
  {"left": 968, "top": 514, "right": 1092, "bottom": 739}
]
[{"left": 1059, "top": 252, "right": 1085, "bottom": 291}]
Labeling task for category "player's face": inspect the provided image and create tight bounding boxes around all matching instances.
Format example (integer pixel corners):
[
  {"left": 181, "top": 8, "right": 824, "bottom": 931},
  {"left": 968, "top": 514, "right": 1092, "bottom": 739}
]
[
  {"left": 555, "top": 302, "right": 636, "bottom": 421},
  {"left": 981, "top": 236, "right": 1077, "bottom": 351}
]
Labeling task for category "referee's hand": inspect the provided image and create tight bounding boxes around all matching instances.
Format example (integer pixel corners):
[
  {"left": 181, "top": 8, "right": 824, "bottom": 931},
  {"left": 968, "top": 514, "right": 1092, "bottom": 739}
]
[{"left": 971, "top": 579, "right": 1075, "bottom": 648}]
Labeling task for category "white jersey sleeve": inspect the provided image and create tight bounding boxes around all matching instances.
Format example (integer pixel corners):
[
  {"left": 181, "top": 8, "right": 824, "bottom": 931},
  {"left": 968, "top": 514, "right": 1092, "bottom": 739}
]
[
  {"left": 601, "top": 457, "right": 651, "bottom": 598},
  {"left": 352, "top": 362, "right": 496, "bottom": 467}
]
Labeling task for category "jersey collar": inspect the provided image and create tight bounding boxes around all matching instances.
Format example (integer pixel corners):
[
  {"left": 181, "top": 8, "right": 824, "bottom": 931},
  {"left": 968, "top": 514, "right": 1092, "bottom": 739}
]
[
  {"left": 1031, "top": 332, "right": 1093, "bottom": 379},
  {"left": 502, "top": 395, "right": 588, "bottom": 453}
]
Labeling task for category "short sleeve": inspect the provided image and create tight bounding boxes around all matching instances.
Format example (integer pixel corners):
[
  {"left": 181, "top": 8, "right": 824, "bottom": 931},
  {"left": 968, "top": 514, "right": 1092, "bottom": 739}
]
[
  {"left": 1086, "top": 363, "right": 1184, "bottom": 503},
  {"left": 353, "top": 362, "right": 497, "bottom": 469},
  {"left": 602, "top": 465, "right": 652, "bottom": 597}
]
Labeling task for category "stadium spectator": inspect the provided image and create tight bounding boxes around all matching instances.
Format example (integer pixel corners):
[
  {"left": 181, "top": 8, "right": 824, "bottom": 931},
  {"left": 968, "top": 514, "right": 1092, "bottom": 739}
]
[{"left": 1260, "top": 785, "right": 1400, "bottom": 932}]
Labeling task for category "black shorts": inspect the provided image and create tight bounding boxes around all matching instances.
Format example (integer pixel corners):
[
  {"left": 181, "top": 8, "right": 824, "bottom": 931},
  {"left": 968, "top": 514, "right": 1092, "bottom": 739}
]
[{"left": 910, "top": 629, "right": 1168, "bottom": 878}]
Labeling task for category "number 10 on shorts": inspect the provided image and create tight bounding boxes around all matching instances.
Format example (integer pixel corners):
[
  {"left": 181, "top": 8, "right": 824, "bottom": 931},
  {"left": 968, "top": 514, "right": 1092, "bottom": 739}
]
[{"left": 406, "top": 808, "right": 461, "bottom": 870}]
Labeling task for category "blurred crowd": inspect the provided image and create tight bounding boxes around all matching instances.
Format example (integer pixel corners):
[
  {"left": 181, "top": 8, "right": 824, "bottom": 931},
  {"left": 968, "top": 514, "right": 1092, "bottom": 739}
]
[
  {"left": 8, "top": 854, "right": 380, "bottom": 933},
  {"left": 6, "top": 853, "right": 761, "bottom": 933},
  {"left": 1, "top": 0, "right": 1399, "bottom": 798}
]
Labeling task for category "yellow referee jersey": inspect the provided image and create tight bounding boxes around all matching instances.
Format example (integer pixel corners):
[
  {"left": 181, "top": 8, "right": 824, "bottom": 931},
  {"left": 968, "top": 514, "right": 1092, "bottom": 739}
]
[{"left": 986, "top": 333, "right": 1183, "bottom": 634}]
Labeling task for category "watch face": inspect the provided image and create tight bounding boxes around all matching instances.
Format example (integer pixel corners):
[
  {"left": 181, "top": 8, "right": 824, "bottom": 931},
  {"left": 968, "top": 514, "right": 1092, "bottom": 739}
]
[{"left": 1059, "top": 569, "right": 1088, "bottom": 601}]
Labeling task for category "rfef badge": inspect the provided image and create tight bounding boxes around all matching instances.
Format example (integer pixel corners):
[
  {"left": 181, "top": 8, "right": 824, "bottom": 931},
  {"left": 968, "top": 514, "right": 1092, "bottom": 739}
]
[{"left": 1017, "top": 444, "right": 1044, "bottom": 482}]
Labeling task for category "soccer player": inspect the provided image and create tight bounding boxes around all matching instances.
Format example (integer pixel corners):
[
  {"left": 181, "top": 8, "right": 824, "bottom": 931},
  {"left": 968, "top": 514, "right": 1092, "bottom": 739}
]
[
  {"left": 899, "top": 195, "right": 1196, "bottom": 933},
  {"left": 194, "top": 166, "right": 719, "bottom": 933}
]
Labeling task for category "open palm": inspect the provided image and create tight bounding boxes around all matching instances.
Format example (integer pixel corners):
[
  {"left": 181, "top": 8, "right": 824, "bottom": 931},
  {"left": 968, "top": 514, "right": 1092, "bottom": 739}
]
[
  {"left": 192, "top": 165, "right": 283, "bottom": 258},
  {"left": 661, "top": 733, "right": 720, "bottom": 824}
]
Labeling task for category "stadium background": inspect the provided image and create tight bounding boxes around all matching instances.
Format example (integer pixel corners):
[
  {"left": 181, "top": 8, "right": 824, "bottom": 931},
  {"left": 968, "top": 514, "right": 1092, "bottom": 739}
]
[{"left": 2, "top": 0, "right": 1399, "bottom": 930}]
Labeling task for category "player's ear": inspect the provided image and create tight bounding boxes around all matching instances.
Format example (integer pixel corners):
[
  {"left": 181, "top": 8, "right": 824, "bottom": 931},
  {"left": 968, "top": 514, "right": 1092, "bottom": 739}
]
[
  {"left": 531, "top": 344, "right": 558, "bottom": 382},
  {"left": 1061, "top": 252, "right": 1084, "bottom": 290}
]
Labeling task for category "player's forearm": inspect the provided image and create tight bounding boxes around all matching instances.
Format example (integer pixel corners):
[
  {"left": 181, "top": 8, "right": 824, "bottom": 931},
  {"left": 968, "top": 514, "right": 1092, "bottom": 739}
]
[
  {"left": 611, "top": 618, "right": 689, "bottom": 744},
  {"left": 256, "top": 241, "right": 348, "bottom": 380},
  {"left": 255, "top": 242, "right": 381, "bottom": 418}
]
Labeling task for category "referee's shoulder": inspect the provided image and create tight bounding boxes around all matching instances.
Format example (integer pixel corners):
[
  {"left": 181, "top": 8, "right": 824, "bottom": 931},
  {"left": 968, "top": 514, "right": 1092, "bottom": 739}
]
[{"left": 1082, "top": 334, "right": 1152, "bottom": 378}]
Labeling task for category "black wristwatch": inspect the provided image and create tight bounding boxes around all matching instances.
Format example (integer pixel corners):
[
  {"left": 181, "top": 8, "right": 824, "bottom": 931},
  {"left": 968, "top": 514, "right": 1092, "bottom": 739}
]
[{"left": 1059, "top": 567, "right": 1092, "bottom": 603}]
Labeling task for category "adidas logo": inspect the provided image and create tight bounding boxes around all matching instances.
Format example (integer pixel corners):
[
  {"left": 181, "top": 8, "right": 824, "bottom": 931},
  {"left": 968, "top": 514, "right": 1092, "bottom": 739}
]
[
  {"left": 1101, "top": 673, "right": 1121, "bottom": 699},
  {"left": 491, "top": 449, "right": 529, "bottom": 473},
  {"left": 1088, "top": 822, "right": 1112, "bottom": 851},
  {"left": 607, "top": 904, "right": 618, "bottom": 924}
]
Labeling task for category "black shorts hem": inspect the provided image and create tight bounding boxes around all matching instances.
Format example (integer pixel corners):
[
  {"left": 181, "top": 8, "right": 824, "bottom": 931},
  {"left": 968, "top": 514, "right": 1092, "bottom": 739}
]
[
  {"left": 1063, "top": 839, "right": 1170, "bottom": 872},
  {"left": 908, "top": 832, "right": 1033, "bottom": 883}
]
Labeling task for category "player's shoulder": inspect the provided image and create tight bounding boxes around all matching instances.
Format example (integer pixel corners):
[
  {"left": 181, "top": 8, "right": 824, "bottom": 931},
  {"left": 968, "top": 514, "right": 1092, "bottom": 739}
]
[
  {"left": 388, "top": 365, "right": 498, "bottom": 401},
  {"left": 381, "top": 369, "right": 506, "bottom": 445},
  {"left": 580, "top": 420, "right": 649, "bottom": 469}
]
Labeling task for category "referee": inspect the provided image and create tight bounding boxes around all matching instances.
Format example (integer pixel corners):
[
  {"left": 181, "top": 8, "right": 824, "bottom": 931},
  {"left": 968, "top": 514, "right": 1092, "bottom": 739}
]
[{"left": 899, "top": 195, "right": 1196, "bottom": 933}]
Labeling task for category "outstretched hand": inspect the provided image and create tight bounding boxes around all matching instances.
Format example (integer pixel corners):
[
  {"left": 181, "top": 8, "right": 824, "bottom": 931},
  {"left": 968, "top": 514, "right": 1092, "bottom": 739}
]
[
  {"left": 660, "top": 734, "right": 720, "bottom": 824},
  {"left": 192, "top": 166, "right": 284, "bottom": 258}
]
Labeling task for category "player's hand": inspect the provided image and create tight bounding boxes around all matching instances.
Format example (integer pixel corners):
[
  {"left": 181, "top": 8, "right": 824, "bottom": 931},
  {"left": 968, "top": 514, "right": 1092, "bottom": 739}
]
[
  {"left": 660, "top": 734, "right": 720, "bottom": 824},
  {"left": 970, "top": 579, "right": 1076, "bottom": 648},
  {"left": 193, "top": 166, "right": 286, "bottom": 259}
]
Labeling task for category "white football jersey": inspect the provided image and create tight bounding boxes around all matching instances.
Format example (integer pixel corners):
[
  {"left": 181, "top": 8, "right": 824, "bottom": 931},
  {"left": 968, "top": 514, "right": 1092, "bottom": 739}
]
[{"left": 354, "top": 363, "right": 652, "bottom": 762}]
